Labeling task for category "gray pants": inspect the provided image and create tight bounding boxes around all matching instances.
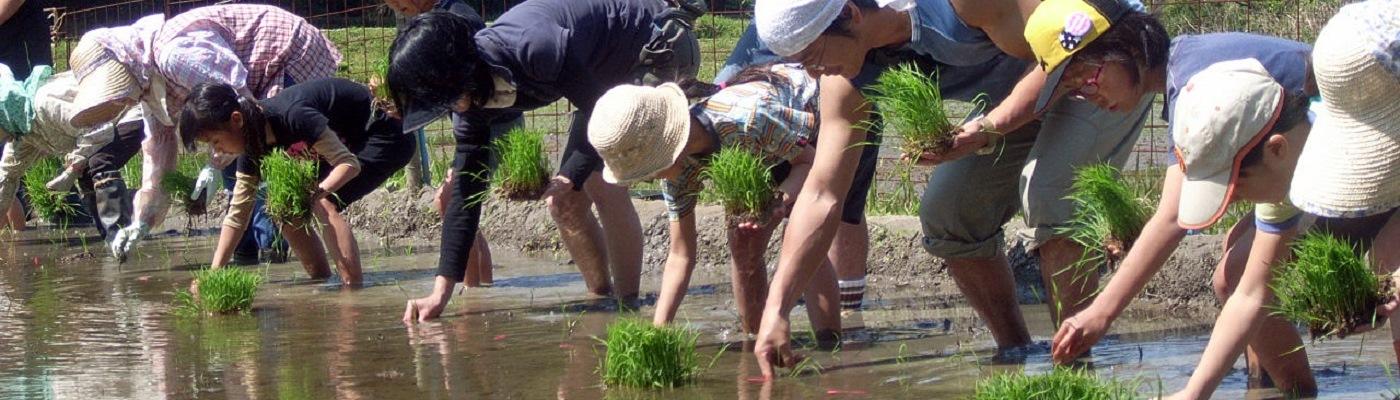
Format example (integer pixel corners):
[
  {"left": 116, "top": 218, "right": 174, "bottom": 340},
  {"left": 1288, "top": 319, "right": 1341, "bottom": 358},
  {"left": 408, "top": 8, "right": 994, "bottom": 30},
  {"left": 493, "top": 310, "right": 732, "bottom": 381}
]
[{"left": 920, "top": 95, "right": 1154, "bottom": 258}]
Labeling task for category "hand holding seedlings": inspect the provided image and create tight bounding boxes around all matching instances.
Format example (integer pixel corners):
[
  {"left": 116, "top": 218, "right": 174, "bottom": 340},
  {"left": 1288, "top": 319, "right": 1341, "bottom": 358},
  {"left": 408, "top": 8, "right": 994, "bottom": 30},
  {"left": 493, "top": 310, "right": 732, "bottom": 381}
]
[
  {"left": 909, "top": 122, "right": 994, "bottom": 166},
  {"left": 1270, "top": 232, "right": 1395, "bottom": 339}
]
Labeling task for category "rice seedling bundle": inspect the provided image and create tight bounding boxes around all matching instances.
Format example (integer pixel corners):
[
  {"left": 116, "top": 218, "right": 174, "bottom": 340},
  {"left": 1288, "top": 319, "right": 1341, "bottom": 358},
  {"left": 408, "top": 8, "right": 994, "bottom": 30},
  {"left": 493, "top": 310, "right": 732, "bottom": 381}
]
[
  {"left": 866, "top": 63, "right": 956, "bottom": 157},
  {"left": 702, "top": 147, "right": 775, "bottom": 227},
  {"left": 1060, "top": 164, "right": 1152, "bottom": 267},
  {"left": 161, "top": 153, "right": 210, "bottom": 215},
  {"left": 260, "top": 149, "right": 319, "bottom": 225},
  {"left": 22, "top": 156, "right": 79, "bottom": 221},
  {"left": 176, "top": 267, "right": 264, "bottom": 315},
  {"left": 122, "top": 154, "right": 143, "bottom": 190},
  {"left": 972, "top": 368, "right": 1142, "bottom": 400},
  {"left": 1271, "top": 232, "right": 1391, "bottom": 339},
  {"left": 491, "top": 127, "right": 550, "bottom": 200},
  {"left": 600, "top": 319, "right": 701, "bottom": 388}
]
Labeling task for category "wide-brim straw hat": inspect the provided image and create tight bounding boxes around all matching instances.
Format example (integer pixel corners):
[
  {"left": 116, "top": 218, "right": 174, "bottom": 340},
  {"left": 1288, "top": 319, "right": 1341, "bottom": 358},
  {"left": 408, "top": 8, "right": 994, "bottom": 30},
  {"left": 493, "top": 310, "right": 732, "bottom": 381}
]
[
  {"left": 1289, "top": 1, "right": 1400, "bottom": 218},
  {"left": 588, "top": 83, "right": 691, "bottom": 185},
  {"left": 69, "top": 37, "right": 141, "bottom": 129}
]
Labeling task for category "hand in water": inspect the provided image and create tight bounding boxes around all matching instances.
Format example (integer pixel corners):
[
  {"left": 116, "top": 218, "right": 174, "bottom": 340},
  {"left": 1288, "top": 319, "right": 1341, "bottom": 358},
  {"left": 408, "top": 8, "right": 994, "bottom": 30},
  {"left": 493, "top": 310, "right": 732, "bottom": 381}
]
[
  {"left": 753, "top": 311, "right": 802, "bottom": 379},
  {"left": 109, "top": 222, "right": 150, "bottom": 261},
  {"left": 1051, "top": 307, "right": 1112, "bottom": 364},
  {"left": 403, "top": 295, "right": 447, "bottom": 323}
]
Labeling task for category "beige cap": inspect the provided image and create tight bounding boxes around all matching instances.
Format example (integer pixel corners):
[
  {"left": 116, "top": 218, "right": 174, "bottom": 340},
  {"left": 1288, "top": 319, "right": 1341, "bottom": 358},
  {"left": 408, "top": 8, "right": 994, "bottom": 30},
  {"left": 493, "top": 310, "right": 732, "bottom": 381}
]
[
  {"left": 1290, "top": 0, "right": 1400, "bottom": 218},
  {"left": 587, "top": 83, "right": 691, "bottom": 185},
  {"left": 69, "top": 37, "right": 141, "bottom": 128},
  {"left": 1171, "top": 59, "right": 1283, "bottom": 229}
]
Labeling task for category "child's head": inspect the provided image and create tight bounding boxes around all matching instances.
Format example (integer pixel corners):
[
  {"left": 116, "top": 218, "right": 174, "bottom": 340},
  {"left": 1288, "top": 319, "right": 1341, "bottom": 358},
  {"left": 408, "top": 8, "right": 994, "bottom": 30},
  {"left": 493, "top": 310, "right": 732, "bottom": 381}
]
[
  {"left": 1173, "top": 59, "right": 1312, "bottom": 229},
  {"left": 178, "top": 82, "right": 266, "bottom": 156},
  {"left": 1024, "top": 0, "right": 1168, "bottom": 113},
  {"left": 587, "top": 83, "right": 695, "bottom": 185}
]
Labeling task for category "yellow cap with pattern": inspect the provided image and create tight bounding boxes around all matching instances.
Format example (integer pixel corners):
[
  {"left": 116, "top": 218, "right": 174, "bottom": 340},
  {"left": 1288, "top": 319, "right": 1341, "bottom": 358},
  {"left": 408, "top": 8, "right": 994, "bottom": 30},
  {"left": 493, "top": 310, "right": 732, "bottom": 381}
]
[{"left": 1024, "top": 0, "right": 1134, "bottom": 113}]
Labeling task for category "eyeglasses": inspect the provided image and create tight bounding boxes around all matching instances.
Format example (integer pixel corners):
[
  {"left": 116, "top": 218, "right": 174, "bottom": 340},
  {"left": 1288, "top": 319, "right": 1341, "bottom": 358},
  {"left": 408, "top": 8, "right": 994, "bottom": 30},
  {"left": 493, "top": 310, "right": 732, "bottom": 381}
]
[{"left": 1070, "top": 63, "right": 1107, "bottom": 100}]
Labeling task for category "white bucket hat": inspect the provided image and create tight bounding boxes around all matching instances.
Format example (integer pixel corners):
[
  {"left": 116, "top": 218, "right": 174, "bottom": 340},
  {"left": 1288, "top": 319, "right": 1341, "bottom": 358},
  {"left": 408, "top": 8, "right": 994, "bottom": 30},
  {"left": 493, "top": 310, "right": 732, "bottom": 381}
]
[
  {"left": 1290, "top": 0, "right": 1400, "bottom": 218},
  {"left": 1171, "top": 58, "right": 1284, "bottom": 229},
  {"left": 587, "top": 83, "right": 691, "bottom": 185}
]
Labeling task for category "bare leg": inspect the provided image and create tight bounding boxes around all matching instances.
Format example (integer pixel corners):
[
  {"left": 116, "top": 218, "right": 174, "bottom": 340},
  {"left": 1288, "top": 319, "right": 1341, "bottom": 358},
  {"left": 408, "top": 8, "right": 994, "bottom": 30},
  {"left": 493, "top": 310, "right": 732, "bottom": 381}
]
[
  {"left": 1212, "top": 217, "right": 1315, "bottom": 395},
  {"left": 948, "top": 255, "right": 1032, "bottom": 349},
  {"left": 728, "top": 222, "right": 778, "bottom": 334},
  {"left": 831, "top": 221, "right": 869, "bottom": 310},
  {"left": 5, "top": 198, "right": 24, "bottom": 230},
  {"left": 802, "top": 260, "right": 842, "bottom": 341},
  {"left": 1038, "top": 237, "right": 1098, "bottom": 326},
  {"left": 546, "top": 177, "right": 612, "bottom": 296},
  {"left": 279, "top": 220, "right": 332, "bottom": 280},
  {"left": 585, "top": 173, "right": 643, "bottom": 300},
  {"left": 314, "top": 198, "right": 362, "bottom": 286},
  {"left": 466, "top": 234, "right": 493, "bottom": 287}
]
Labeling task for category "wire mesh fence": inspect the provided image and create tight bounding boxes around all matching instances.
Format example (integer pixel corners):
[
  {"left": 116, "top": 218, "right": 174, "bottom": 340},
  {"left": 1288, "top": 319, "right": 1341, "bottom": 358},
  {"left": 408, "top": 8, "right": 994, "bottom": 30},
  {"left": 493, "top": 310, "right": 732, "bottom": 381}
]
[{"left": 42, "top": 0, "right": 1345, "bottom": 207}]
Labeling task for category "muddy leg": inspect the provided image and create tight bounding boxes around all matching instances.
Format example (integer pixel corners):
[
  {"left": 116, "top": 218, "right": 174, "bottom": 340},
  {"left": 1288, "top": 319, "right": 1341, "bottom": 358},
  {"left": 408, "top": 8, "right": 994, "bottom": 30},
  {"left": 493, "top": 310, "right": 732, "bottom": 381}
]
[
  {"left": 1038, "top": 237, "right": 1097, "bottom": 326},
  {"left": 466, "top": 234, "right": 493, "bottom": 287},
  {"left": 5, "top": 197, "right": 24, "bottom": 230},
  {"left": 803, "top": 260, "right": 843, "bottom": 345},
  {"left": 728, "top": 222, "right": 777, "bottom": 335},
  {"left": 948, "top": 255, "right": 1032, "bottom": 349},
  {"left": 1213, "top": 216, "right": 1316, "bottom": 395},
  {"left": 831, "top": 221, "right": 869, "bottom": 310},
  {"left": 585, "top": 173, "right": 642, "bottom": 301},
  {"left": 279, "top": 220, "right": 332, "bottom": 280},
  {"left": 546, "top": 179, "right": 612, "bottom": 296},
  {"left": 314, "top": 198, "right": 362, "bottom": 286}
]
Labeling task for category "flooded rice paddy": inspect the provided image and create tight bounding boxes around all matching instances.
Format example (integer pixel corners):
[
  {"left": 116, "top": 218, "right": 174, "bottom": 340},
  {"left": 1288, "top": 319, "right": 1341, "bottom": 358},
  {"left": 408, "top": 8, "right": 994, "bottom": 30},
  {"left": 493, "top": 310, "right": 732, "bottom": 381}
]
[{"left": 0, "top": 226, "right": 1397, "bottom": 399}]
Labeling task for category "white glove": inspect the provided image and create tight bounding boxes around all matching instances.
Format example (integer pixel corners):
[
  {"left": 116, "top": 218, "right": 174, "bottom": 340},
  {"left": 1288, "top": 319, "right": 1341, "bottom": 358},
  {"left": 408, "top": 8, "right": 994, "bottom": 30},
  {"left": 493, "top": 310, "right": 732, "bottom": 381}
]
[
  {"left": 191, "top": 165, "right": 222, "bottom": 202},
  {"left": 109, "top": 222, "right": 151, "bottom": 262},
  {"left": 45, "top": 169, "right": 78, "bottom": 192}
]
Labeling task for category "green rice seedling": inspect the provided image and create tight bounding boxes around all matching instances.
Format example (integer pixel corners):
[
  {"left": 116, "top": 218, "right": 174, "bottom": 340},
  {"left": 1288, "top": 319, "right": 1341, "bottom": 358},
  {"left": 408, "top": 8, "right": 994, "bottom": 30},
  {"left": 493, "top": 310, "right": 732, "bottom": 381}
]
[
  {"left": 971, "top": 368, "right": 1142, "bottom": 400},
  {"left": 175, "top": 267, "right": 265, "bottom": 315},
  {"left": 260, "top": 149, "right": 320, "bottom": 225},
  {"left": 1059, "top": 163, "right": 1153, "bottom": 268},
  {"left": 22, "top": 157, "right": 79, "bottom": 222},
  {"left": 1270, "top": 232, "right": 1391, "bottom": 339},
  {"left": 866, "top": 63, "right": 956, "bottom": 157},
  {"left": 599, "top": 319, "right": 702, "bottom": 388},
  {"left": 702, "top": 147, "right": 776, "bottom": 227},
  {"left": 491, "top": 127, "right": 551, "bottom": 200},
  {"left": 161, "top": 153, "right": 210, "bottom": 216},
  {"left": 122, "top": 154, "right": 143, "bottom": 190}
]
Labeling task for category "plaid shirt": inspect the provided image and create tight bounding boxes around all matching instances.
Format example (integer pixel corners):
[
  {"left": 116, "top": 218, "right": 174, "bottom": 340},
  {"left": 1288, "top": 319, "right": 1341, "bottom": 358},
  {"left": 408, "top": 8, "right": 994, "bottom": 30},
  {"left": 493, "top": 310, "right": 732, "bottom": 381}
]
[
  {"left": 662, "top": 64, "right": 819, "bottom": 220},
  {"left": 116, "top": 4, "right": 341, "bottom": 226}
]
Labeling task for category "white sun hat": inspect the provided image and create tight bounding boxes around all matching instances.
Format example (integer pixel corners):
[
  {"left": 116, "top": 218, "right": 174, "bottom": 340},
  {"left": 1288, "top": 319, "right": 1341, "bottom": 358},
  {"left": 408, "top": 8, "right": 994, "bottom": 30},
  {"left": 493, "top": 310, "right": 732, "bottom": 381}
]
[
  {"left": 587, "top": 83, "right": 691, "bottom": 185},
  {"left": 754, "top": 0, "right": 914, "bottom": 57},
  {"left": 1171, "top": 58, "right": 1284, "bottom": 229},
  {"left": 1290, "top": 0, "right": 1400, "bottom": 218}
]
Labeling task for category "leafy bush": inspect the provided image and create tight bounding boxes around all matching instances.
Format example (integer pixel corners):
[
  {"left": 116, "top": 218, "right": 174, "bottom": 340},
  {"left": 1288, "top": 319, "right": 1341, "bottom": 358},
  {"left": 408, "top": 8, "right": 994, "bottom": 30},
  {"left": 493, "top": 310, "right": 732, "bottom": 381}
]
[
  {"left": 176, "top": 267, "right": 264, "bottom": 315},
  {"left": 972, "top": 368, "right": 1142, "bottom": 400},
  {"left": 702, "top": 147, "right": 775, "bottom": 226},
  {"left": 260, "top": 149, "right": 319, "bottom": 225},
  {"left": 600, "top": 319, "right": 702, "bottom": 388},
  {"left": 866, "top": 63, "right": 956, "bottom": 157},
  {"left": 1271, "top": 232, "right": 1391, "bottom": 339}
]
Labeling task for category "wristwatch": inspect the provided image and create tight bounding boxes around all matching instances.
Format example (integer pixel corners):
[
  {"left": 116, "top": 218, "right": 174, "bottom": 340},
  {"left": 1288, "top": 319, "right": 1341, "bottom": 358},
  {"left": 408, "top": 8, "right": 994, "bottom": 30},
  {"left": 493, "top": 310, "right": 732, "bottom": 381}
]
[{"left": 973, "top": 115, "right": 1002, "bottom": 156}]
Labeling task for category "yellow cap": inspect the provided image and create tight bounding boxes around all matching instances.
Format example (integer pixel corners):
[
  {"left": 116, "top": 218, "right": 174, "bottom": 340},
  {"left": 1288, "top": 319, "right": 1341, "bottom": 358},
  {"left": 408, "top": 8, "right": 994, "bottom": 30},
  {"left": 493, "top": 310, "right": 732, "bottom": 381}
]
[{"left": 1024, "top": 0, "right": 1134, "bottom": 113}]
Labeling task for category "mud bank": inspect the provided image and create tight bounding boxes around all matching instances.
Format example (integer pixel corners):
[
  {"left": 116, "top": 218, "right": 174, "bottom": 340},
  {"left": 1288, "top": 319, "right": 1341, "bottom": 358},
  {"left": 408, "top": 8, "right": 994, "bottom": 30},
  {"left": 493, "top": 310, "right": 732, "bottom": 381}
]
[{"left": 338, "top": 188, "right": 1224, "bottom": 314}]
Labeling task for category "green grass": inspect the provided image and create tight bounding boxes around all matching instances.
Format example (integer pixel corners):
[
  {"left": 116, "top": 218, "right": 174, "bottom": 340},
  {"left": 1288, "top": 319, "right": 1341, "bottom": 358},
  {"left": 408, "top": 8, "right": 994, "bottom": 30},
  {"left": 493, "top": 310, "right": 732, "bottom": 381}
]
[
  {"left": 1271, "top": 232, "right": 1391, "bottom": 339},
  {"left": 866, "top": 63, "right": 956, "bottom": 157},
  {"left": 122, "top": 154, "right": 143, "bottom": 190},
  {"left": 176, "top": 267, "right": 265, "bottom": 315},
  {"left": 22, "top": 157, "right": 79, "bottom": 222},
  {"left": 491, "top": 127, "right": 550, "bottom": 200},
  {"left": 161, "top": 154, "right": 210, "bottom": 215},
  {"left": 866, "top": 160, "right": 921, "bottom": 216},
  {"left": 702, "top": 147, "right": 775, "bottom": 224},
  {"left": 1059, "top": 164, "right": 1153, "bottom": 268},
  {"left": 971, "top": 368, "right": 1143, "bottom": 400},
  {"left": 600, "top": 319, "right": 702, "bottom": 388},
  {"left": 260, "top": 149, "right": 320, "bottom": 225}
]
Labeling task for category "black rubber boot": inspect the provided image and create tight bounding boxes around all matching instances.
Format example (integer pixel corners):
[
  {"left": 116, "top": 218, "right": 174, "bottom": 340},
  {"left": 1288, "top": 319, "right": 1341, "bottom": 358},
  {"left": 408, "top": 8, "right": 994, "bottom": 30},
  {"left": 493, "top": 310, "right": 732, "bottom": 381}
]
[{"left": 91, "top": 171, "right": 131, "bottom": 240}]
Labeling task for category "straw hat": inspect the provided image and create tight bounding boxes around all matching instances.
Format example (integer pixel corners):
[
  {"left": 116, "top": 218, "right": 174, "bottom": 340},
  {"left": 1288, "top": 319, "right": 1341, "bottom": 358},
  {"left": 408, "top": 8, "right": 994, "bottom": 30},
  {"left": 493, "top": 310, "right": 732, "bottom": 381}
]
[
  {"left": 1289, "top": 0, "right": 1400, "bottom": 218},
  {"left": 587, "top": 83, "right": 691, "bottom": 185},
  {"left": 1170, "top": 59, "right": 1283, "bottom": 229},
  {"left": 69, "top": 37, "right": 141, "bottom": 128}
]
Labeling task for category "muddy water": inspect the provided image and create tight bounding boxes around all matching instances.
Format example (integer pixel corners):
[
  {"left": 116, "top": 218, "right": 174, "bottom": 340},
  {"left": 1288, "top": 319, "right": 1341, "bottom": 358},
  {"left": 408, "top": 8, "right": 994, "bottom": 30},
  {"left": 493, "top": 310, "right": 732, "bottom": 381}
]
[{"left": 0, "top": 226, "right": 1396, "bottom": 399}]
